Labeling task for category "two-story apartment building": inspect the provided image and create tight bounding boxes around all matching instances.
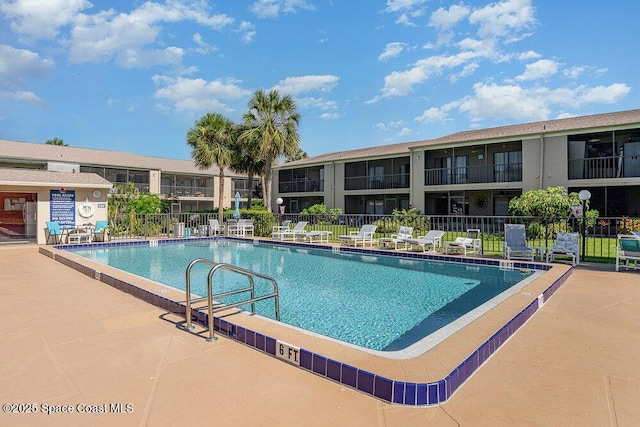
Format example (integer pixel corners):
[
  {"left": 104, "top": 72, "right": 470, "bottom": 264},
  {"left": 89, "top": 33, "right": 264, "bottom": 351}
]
[
  {"left": 273, "top": 109, "right": 640, "bottom": 217},
  {"left": 0, "top": 140, "right": 253, "bottom": 243}
]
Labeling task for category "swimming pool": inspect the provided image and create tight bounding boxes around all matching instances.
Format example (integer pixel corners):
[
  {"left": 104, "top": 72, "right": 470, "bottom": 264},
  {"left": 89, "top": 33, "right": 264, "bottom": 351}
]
[{"left": 67, "top": 239, "right": 537, "bottom": 354}]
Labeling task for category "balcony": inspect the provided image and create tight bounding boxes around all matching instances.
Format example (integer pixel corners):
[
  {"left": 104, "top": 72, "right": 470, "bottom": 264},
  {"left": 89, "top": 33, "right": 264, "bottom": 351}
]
[
  {"left": 344, "top": 173, "right": 410, "bottom": 190},
  {"left": 568, "top": 155, "right": 640, "bottom": 180},
  {"left": 108, "top": 182, "right": 150, "bottom": 193},
  {"left": 160, "top": 185, "right": 213, "bottom": 197},
  {"left": 278, "top": 179, "right": 324, "bottom": 193},
  {"left": 424, "top": 163, "right": 522, "bottom": 185}
]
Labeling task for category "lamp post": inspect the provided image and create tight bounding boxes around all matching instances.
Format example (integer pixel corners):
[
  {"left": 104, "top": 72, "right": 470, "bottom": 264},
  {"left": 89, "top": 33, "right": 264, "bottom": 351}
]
[
  {"left": 276, "top": 197, "right": 283, "bottom": 223},
  {"left": 578, "top": 190, "right": 591, "bottom": 261}
]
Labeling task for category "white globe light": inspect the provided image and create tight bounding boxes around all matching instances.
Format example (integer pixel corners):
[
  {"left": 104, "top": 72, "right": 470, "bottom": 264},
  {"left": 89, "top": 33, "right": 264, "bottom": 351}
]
[
  {"left": 578, "top": 190, "right": 591, "bottom": 201},
  {"left": 276, "top": 197, "right": 283, "bottom": 205}
]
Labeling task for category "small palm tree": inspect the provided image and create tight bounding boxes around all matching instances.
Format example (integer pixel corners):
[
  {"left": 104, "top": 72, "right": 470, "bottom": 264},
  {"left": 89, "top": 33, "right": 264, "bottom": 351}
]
[
  {"left": 187, "top": 113, "right": 236, "bottom": 223},
  {"left": 45, "top": 137, "right": 67, "bottom": 146},
  {"left": 231, "top": 125, "right": 265, "bottom": 209},
  {"left": 241, "top": 89, "right": 300, "bottom": 211},
  {"left": 285, "top": 148, "right": 308, "bottom": 163}
]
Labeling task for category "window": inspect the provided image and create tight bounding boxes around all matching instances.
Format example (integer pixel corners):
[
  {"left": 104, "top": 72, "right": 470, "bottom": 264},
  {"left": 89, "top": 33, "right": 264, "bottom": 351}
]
[{"left": 494, "top": 151, "right": 522, "bottom": 182}]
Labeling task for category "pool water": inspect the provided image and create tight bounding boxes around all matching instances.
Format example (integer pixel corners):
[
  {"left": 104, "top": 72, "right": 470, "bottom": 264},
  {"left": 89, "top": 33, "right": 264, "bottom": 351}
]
[{"left": 68, "top": 240, "right": 534, "bottom": 352}]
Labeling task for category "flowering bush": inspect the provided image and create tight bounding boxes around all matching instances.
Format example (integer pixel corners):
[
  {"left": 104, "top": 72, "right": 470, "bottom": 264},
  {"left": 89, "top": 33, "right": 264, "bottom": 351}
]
[{"left": 617, "top": 217, "right": 640, "bottom": 233}]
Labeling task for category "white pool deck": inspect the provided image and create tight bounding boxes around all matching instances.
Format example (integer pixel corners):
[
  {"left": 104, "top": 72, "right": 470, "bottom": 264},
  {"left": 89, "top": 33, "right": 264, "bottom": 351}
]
[{"left": 1, "top": 243, "right": 639, "bottom": 426}]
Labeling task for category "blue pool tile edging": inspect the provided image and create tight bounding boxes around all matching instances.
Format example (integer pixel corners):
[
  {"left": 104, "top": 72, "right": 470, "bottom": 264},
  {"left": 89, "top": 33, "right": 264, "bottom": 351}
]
[{"left": 40, "top": 238, "right": 570, "bottom": 405}]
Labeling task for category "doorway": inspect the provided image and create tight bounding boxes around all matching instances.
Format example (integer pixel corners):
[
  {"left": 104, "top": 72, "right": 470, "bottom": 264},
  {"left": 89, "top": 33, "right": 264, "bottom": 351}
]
[{"left": 0, "top": 192, "right": 38, "bottom": 243}]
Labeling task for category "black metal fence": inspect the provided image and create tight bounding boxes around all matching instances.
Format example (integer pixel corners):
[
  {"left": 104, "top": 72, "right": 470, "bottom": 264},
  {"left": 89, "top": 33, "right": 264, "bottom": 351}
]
[{"left": 107, "top": 212, "right": 640, "bottom": 262}]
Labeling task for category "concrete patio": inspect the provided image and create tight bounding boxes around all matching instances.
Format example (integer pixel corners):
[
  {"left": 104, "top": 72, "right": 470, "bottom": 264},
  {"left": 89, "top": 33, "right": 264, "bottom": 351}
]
[{"left": 0, "top": 244, "right": 638, "bottom": 426}]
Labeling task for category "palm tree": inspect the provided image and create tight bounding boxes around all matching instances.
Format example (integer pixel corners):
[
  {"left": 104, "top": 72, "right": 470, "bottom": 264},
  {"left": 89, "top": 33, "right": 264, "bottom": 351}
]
[
  {"left": 230, "top": 125, "right": 265, "bottom": 209},
  {"left": 45, "top": 137, "right": 67, "bottom": 146},
  {"left": 241, "top": 89, "right": 300, "bottom": 211},
  {"left": 186, "top": 113, "right": 236, "bottom": 223},
  {"left": 285, "top": 148, "right": 308, "bottom": 163}
]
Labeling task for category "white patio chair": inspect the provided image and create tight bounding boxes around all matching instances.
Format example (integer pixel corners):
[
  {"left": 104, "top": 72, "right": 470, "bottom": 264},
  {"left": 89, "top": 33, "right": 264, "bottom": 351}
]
[
  {"left": 272, "top": 221, "right": 308, "bottom": 241},
  {"left": 445, "top": 229, "right": 482, "bottom": 255},
  {"left": 338, "top": 224, "right": 378, "bottom": 247},
  {"left": 615, "top": 234, "right": 640, "bottom": 272},
  {"left": 502, "top": 224, "right": 534, "bottom": 261},
  {"left": 404, "top": 229, "right": 445, "bottom": 252},
  {"left": 380, "top": 226, "right": 414, "bottom": 250},
  {"left": 546, "top": 232, "right": 579, "bottom": 266}
]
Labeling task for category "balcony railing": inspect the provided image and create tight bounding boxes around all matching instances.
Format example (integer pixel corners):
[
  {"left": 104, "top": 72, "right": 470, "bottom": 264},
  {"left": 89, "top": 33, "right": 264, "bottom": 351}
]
[
  {"left": 108, "top": 181, "right": 150, "bottom": 193},
  {"left": 278, "top": 179, "right": 324, "bottom": 193},
  {"left": 568, "top": 155, "right": 640, "bottom": 179},
  {"left": 233, "top": 188, "right": 256, "bottom": 198},
  {"left": 344, "top": 173, "right": 410, "bottom": 190},
  {"left": 424, "top": 163, "right": 522, "bottom": 185},
  {"left": 160, "top": 185, "right": 213, "bottom": 197}
]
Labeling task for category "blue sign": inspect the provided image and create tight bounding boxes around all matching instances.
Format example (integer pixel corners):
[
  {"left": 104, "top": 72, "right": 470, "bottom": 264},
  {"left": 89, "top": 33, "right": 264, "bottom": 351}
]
[{"left": 50, "top": 190, "right": 76, "bottom": 229}]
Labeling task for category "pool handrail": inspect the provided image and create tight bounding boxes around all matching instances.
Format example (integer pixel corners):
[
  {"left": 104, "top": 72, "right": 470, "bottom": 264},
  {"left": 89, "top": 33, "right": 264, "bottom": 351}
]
[{"left": 182, "top": 258, "right": 281, "bottom": 342}]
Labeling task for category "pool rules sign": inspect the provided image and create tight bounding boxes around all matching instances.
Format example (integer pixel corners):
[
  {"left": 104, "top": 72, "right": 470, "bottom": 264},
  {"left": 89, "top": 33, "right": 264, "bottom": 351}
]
[
  {"left": 50, "top": 189, "right": 76, "bottom": 229},
  {"left": 276, "top": 340, "right": 300, "bottom": 366}
]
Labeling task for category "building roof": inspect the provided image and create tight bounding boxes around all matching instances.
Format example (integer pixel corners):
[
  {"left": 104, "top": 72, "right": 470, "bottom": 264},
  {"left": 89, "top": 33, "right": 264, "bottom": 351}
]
[
  {"left": 0, "top": 139, "right": 243, "bottom": 177},
  {"left": 410, "top": 108, "right": 640, "bottom": 148},
  {"left": 0, "top": 168, "right": 113, "bottom": 188},
  {"left": 279, "top": 108, "right": 640, "bottom": 168},
  {"left": 277, "top": 141, "right": 415, "bottom": 168}
]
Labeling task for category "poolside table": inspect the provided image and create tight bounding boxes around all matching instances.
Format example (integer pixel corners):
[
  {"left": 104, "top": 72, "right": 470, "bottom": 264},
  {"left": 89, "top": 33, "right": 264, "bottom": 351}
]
[{"left": 299, "top": 231, "right": 332, "bottom": 243}]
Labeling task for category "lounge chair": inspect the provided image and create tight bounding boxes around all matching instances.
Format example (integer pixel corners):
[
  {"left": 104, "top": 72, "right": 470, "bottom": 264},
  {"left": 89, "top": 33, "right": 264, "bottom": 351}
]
[
  {"left": 444, "top": 229, "right": 482, "bottom": 255},
  {"left": 45, "top": 221, "right": 65, "bottom": 244},
  {"left": 92, "top": 220, "right": 110, "bottom": 242},
  {"left": 272, "top": 220, "right": 291, "bottom": 234},
  {"left": 272, "top": 221, "right": 308, "bottom": 241},
  {"left": 227, "top": 219, "right": 247, "bottom": 237},
  {"left": 338, "top": 224, "right": 377, "bottom": 247},
  {"left": 404, "top": 229, "right": 445, "bottom": 252},
  {"left": 546, "top": 232, "right": 579, "bottom": 266},
  {"left": 380, "top": 226, "right": 414, "bottom": 250},
  {"left": 242, "top": 219, "right": 254, "bottom": 237},
  {"left": 615, "top": 234, "right": 640, "bottom": 272},
  {"left": 502, "top": 224, "right": 534, "bottom": 261},
  {"left": 208, "top": 219, "right": 225, "bottom": 236}
]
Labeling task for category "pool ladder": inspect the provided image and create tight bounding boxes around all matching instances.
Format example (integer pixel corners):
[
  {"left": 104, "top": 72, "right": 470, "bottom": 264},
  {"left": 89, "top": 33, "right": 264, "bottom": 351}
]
[{"left": 181, "top": 259, "right": 281, "bottom": 342}]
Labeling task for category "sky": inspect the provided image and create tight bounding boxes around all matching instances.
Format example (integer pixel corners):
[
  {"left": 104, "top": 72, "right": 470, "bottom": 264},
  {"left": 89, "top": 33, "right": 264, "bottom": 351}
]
[{"left": 0, "top": 0, "right": 638, "bottom": 161}]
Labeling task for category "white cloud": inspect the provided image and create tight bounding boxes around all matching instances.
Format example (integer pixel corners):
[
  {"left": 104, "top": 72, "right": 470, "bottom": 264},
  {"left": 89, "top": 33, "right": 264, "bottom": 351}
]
[
  {"left": 61, "top": 1, "right": 234, "bottom": 67},
  {"left": 459, "top": 82, "right": 550, "bottom": 121},
  {"left": 385, "top": 0, "right": 427, "bottom": 26},
  {"left": 0, "top": 0, "right": 91, "bottom": 40},
  {"left": 455, "top": 81, "right": 632, "bottom": 122},
  {"left": 518, "top": 50, "right": 541, "bottom": 60},
  {"left": 320, "top": 112, "right": 339, "bottom": 119},
  {"left": 414, "top": 101, "right": 459, "bottom": 123},
  {"left": 272, "top": 75, "right": 339, "bottom": 95},
  {"left": 153, "top": 76, "right": 251, "bottom": 112},
  {"left": 0, "top": 44, "right": 53, "bottom": 105},
  {"left": 378, "top": 42, "right": 405, "bottom": 61},
  {"left": 1, "top": 89, "right": 46, "bottom": 106},
  {"left": 450, "top": 62, "right": 479, "bottom": 82},
  {"left": 385, "top": 0, "right": 427, "bottom": 13},
  {"left": 575, "top": 83, "right": 631, "bottom": 104},
  {"left": 192, "top": 33, "right": 218, "bottom": 54},
  {"left": 469, "top": 0, "right": 536, "bottom": 39},
  {"left": 398, "top": 127, "right": 411, "bottom": 136},
  {"left": 0, "top": 44, "right": 54, "bottom": 80},
  {"left": 296, "top": 96, "right": 337, "bottom": 110},
  {"left": 429, "top": 4, "right": 470, "bottom": 31},
  {"left": 238, "top": 21, "right": 256, "bottom": 44},
  {"left": 516, "top": 59, "right": 559, "bottom": 81},
  {"left": 367, "top": 51, "right": 480, "bottom": 102},
  {"left": 250, "top": 0, "right": 315, "bottom": 18}
]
